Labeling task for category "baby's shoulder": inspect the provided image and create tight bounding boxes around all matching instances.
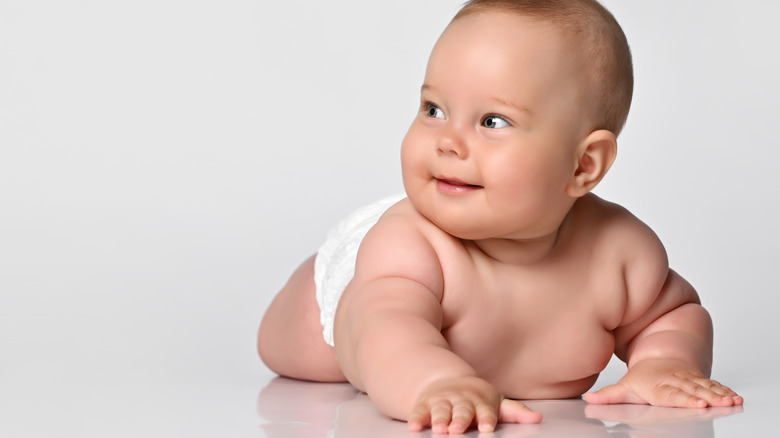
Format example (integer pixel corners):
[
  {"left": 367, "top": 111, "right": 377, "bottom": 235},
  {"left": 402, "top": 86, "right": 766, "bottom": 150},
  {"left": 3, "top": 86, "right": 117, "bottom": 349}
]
[
  {"left": 353, "top": 197, "right": 448, "bottom": 293},
  {"left": 367, "top": 197, "right": 440, "bottom": 239},
  {"left": 574, "top": 193, "right": 666, "bottom": 259},
  {"left": 574, "top": 193, "right": 668, "bottom": 282},
  {"left": 367, "top": 197, "right": 458, "bottom": 245},
  {"left": 575, "top": 194, "right": 670, "bottom": 311}
]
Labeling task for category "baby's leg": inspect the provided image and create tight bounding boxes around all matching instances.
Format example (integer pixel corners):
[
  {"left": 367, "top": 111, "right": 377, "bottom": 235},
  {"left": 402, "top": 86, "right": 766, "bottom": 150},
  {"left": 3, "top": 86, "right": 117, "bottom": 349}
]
[{"left": 257, "top": 255, "right": 346, "bottom": 382}]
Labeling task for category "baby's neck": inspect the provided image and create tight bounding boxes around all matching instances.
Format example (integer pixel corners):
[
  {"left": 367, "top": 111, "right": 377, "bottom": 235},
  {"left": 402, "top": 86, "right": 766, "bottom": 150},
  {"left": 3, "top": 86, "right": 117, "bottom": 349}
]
[{"left": 471, "top": 214, "right": 572, "bottom": 266}]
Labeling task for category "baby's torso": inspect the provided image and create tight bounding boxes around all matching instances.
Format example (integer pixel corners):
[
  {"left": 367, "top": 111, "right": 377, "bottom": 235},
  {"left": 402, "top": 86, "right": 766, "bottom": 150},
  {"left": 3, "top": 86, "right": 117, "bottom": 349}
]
[{"left": 423, "top": 195, "right": 630, "bottom": 399}]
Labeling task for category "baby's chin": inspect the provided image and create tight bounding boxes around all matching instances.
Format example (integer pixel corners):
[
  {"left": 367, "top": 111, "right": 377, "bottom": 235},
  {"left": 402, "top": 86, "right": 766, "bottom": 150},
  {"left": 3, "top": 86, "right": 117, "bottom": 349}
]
[
  {"left": 418, "top": 206, "right": 495, "bottom": 241},
  {"left": 404, "top": 188, "right": 483, "bottom": 237}
]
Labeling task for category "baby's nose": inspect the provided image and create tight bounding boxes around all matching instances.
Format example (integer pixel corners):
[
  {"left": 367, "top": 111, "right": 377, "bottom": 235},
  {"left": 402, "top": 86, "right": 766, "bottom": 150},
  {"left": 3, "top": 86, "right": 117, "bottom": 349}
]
[{"left": 436, "top": 127, "right": 468, "bottom": 159}]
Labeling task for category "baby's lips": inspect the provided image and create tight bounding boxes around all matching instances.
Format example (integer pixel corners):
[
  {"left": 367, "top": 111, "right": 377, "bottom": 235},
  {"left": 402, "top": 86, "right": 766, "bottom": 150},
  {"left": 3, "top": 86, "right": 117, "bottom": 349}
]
[{"left": 436, "top": 176, "right": 483, "bottom": 188}]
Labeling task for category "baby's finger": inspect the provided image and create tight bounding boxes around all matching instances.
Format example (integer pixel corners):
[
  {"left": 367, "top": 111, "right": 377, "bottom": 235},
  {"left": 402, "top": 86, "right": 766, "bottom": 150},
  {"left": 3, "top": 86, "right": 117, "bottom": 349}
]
[
  {"left": 690, "top": 378, "right": 729, "bottom": 396},
  {"left": 448, "top": 400, "right": 477, "bottom": 435},
  {"left": 687, "top": 380, "right": 742, "bottom": 407},
  {"left": 474, "top": 401, "right": 499, "bottom": 433},
  {"left": 696, "top": 379, "right": 742, "bottom": 401},
  {"left": 710, "top": 381, "right": 743, "bottom": 405},
  {"left": 718, "top": 384, "right": 739, "bottom": 397},
  {"left": 654, "top": 383, "right": 708, "bottom": 408},
  {"left": 407, "top": 402, "right": 433, "bottom": 432},
  {"left": 712, "top": 383, "right": 743, "bottom": 405},
  {"left": 429, "top": 400, "right": 454, "bottom": 434}
]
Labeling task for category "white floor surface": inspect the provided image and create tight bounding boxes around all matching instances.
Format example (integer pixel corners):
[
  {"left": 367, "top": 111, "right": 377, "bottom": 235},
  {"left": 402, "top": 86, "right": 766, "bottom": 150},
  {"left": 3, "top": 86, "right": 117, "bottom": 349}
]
[{"left": 1, "top": 356, "right": 774, "bottom": 437}]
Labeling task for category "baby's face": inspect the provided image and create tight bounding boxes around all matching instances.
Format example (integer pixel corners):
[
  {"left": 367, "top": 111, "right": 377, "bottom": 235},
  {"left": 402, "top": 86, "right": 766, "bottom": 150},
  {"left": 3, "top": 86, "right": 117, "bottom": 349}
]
[{"left": 401, "top": 11, "right": 592, "bottom": 241}]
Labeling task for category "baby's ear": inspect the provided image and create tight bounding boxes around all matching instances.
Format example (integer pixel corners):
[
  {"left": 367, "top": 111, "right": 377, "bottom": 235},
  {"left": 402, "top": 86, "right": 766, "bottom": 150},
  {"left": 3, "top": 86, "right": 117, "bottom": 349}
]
[{"left": 565, "top": 129, "right": 617, "bottom": 198}]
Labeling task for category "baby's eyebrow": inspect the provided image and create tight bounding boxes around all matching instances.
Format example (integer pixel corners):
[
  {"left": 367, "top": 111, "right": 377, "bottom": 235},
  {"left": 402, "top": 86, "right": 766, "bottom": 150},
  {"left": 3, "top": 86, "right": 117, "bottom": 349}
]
[
  {"left": 488, "top": 96, "right": 533, "bottom": 117},
  {"left": 420, "top": 83, "right": 437, "bottom": 95}
]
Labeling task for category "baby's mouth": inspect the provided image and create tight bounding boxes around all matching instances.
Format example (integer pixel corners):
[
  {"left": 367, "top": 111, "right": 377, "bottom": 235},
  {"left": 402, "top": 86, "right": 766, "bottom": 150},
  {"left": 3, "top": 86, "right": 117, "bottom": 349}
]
[{"left": 435, "top": 177, "right": 483, "bottom": 193}]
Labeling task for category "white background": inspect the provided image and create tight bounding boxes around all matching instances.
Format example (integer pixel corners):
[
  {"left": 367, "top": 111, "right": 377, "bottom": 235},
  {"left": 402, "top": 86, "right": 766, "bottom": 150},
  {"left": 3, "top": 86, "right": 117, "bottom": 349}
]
[{"left": 1, "top": 1, "right": 778, "bottom": 436}]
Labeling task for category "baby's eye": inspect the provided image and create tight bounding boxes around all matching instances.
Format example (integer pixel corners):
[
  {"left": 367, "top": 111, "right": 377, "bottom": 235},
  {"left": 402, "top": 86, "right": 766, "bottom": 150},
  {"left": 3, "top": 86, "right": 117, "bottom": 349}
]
[
  {"left": 482, "top": 115, "right": 510, "bottom": 129},
  {"left": 423, "top": 102, "right": 445, "bottom": 120}
]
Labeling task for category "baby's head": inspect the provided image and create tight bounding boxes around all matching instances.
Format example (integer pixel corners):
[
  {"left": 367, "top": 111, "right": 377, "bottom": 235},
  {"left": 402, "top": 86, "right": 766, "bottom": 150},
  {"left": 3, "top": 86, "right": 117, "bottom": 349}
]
[
  {"left": 452, "top": 0, "right": 633, "bottom": 136},
  {"left": 400, "top": 0, "right": 634, "bottom": 241}
]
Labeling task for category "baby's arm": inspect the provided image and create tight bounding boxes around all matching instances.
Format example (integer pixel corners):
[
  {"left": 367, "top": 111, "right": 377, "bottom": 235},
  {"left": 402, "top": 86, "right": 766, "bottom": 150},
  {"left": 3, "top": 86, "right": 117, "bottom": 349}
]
[
  {"left": 585, "top": 219, "right": 742, "bottom": 407},
  {"left": 333, "top": 213, "right": 540, "bottom": 433}
]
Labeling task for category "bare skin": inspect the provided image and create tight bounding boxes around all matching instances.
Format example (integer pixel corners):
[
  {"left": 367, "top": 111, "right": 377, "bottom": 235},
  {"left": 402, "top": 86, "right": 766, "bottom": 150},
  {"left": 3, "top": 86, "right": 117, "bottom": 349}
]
[
  {"left": 258, "top": 9, "right": 742, "bottom": 435},
  {"left": 331, "top": 196, "right": 741, "bottom": 434},
  {"left": 260, "top": 196, "right": 742, "bottom": 433},
  {"left": 257, "top": 255, "right": 345, "bottom": 383}
]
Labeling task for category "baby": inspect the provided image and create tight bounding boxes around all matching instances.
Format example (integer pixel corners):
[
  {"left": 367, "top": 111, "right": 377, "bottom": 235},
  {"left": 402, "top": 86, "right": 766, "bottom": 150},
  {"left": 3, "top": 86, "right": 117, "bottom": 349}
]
[{"left": 257, "top": 0, "right": 743, "bottom": 434}]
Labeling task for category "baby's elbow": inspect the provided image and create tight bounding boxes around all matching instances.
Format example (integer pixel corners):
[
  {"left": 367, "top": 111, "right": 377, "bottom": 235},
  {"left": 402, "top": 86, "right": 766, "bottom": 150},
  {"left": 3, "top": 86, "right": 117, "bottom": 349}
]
[
  {"left": 256, "top": 321, "right": 274, "bottom": 368},
  {"left": 665, "top": 269, "right": 701, "bottom": 305},
  {"left": 668, "top": 302, "right": 713, "bottom": 338},
  {"left": 661, "top": 270, "right": 709, "bottom": 329}
]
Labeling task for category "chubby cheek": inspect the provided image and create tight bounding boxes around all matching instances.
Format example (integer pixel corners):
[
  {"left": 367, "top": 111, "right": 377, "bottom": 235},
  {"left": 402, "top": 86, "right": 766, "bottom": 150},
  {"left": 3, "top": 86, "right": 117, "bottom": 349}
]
[
  {"left": 485, "top": 154, "right": 567, "bottom": 206},
  {"left": 400, "top": 128, "right": 429, "bottom": 187}
]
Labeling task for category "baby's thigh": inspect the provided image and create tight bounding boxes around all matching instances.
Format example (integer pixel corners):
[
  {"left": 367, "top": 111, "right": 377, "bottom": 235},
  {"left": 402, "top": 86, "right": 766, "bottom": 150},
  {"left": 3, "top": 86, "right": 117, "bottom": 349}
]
[{"left": 258, "top": 255, "right": 345, "bottom": 382}]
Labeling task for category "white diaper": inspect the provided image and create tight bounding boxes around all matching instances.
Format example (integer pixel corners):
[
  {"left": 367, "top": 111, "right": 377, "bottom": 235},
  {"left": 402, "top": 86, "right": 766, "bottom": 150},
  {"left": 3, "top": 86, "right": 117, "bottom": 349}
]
[{"left": 314, "top": 194, "right": 405, "bottom": 347}]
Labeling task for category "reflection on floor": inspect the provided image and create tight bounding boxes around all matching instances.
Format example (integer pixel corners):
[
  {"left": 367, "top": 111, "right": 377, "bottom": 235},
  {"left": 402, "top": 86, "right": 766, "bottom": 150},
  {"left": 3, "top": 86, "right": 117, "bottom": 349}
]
[{"left": 256, "top": 377, "right": 743, "bottom": 437}]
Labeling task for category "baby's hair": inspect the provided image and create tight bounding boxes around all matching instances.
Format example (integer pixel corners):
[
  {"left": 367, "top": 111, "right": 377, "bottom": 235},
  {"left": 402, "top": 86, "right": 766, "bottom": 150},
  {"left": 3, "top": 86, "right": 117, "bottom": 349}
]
[{"left": 453, "top": 0, "right": 633, "bottom": 136}]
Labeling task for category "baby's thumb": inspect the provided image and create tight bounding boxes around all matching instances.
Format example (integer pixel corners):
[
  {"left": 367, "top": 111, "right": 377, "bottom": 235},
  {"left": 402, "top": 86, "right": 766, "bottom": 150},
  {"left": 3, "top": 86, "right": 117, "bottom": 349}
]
[
  {"left": 498, "top": 398, "right": 543, "bottom": 424},
  {"left": 584, "top": 384, "right": 631, "bottom": 405}
]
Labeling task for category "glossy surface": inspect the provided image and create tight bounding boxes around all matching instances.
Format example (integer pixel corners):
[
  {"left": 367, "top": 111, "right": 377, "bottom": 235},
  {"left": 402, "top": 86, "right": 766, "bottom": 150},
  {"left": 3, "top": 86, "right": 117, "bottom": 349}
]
[
  {"left": 253, "top": 357, "right": 770, "bottom": 438},
  {"left": 4, "top": 360, "right": 772, "bottom": 437},
  {"left": 257, "top": 377, "right": 748, "bottom": 438}
]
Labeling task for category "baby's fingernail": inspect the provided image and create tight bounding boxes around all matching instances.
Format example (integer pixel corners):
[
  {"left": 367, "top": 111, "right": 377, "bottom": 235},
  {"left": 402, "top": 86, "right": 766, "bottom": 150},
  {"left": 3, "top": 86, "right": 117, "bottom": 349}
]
[{"left": 479, "top": 422, "right": 495, "bottom": 432}]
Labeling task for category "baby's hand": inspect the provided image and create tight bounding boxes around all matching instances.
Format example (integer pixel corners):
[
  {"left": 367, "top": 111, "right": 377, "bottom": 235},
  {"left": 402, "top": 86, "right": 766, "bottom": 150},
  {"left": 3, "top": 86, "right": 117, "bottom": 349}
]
[
  {"left": 584, "top": 359, "right": 743, "bottom": 408},
  {"left": 407, "top": 376, "right": 542, "bottom": 434}
]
